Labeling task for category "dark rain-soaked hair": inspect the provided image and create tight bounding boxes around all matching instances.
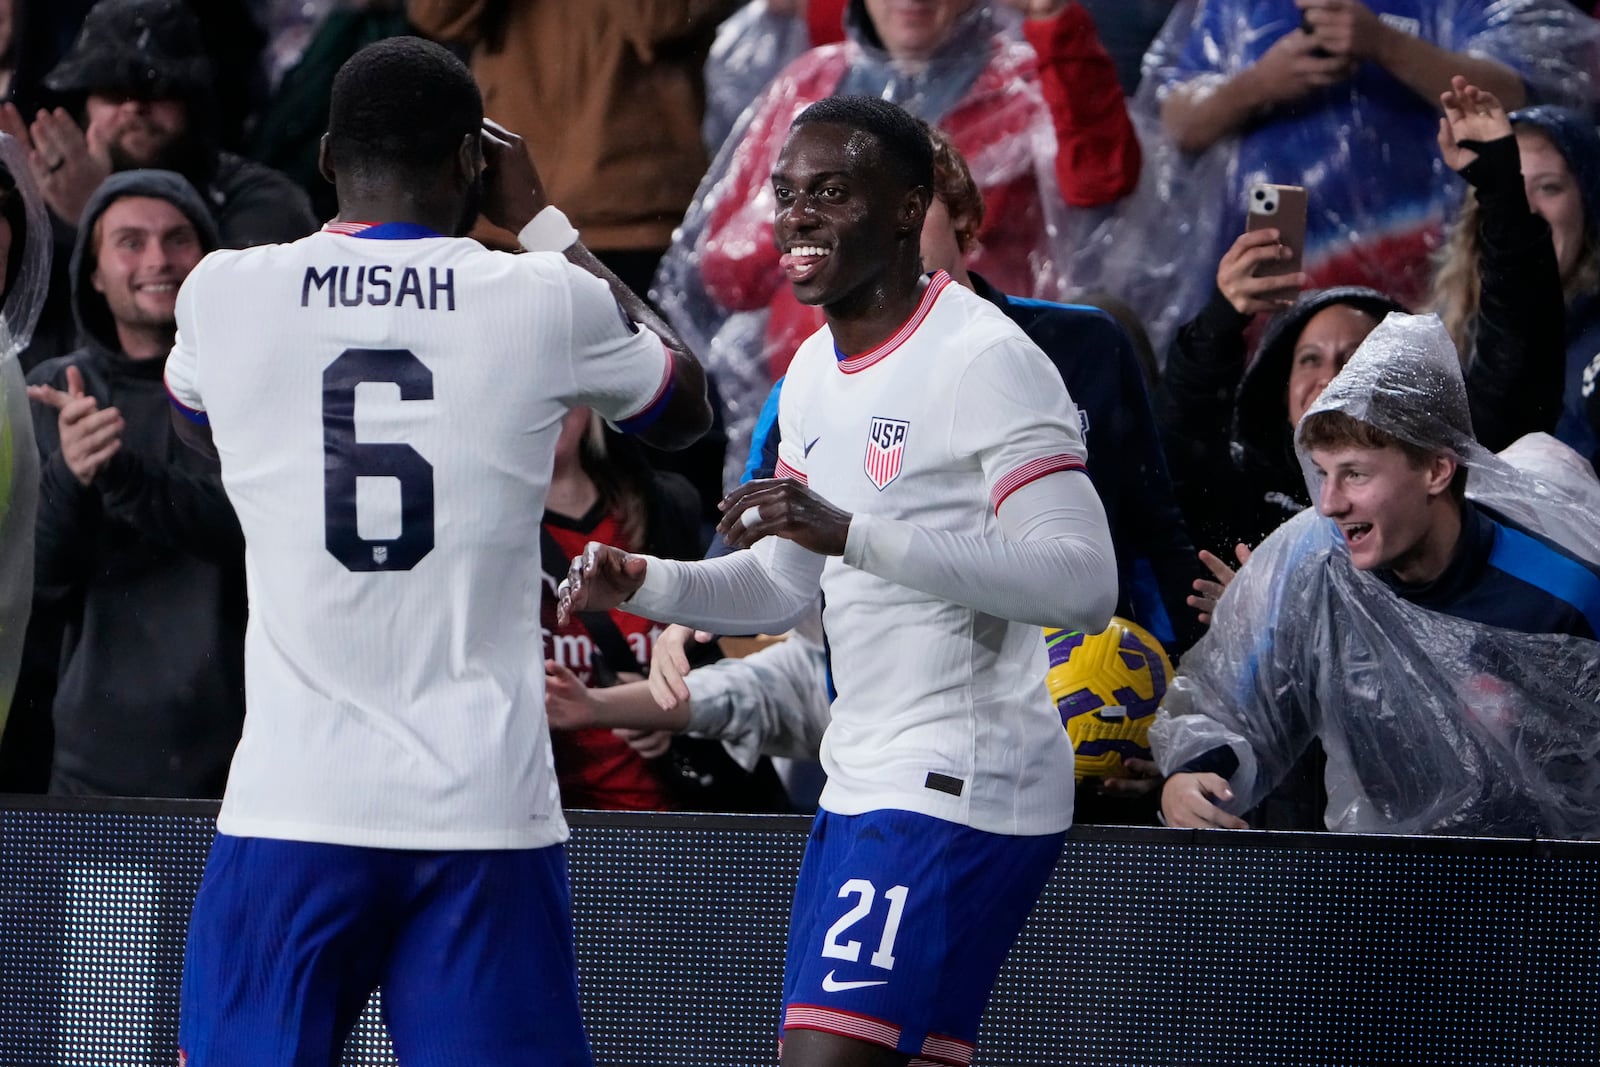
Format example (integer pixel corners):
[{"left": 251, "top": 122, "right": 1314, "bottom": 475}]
[
  {"left": 327, "top": 36, "right": 482, "bottom": 179},
  {"left": 793, "top": 95, "right": 935, "bottom": 193}
]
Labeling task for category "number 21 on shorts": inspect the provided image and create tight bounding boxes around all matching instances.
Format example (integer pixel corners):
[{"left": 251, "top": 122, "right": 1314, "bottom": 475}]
[{"left": 821, "top": 878, "right": 909, "bottom": 971}]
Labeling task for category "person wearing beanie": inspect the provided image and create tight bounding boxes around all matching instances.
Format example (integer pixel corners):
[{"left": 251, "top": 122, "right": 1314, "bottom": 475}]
[
  {"left": 22, "top": 168, "right": 246, "bottom": 798},
  {"left": 0, "top": 0, "right": 317, "bottom": 369}
]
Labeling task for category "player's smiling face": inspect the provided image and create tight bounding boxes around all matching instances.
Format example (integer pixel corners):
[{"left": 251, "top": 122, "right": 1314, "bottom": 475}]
[
  {"left": 771, "top": 122, "right": 910, "bottom": 311},
  {"left": 91, "top": 195, "right": 203, "bottom": 331}
]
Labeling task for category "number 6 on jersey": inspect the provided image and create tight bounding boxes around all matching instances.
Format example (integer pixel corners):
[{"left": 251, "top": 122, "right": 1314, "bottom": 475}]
[{"left": 322, "top": 347, "right": 436, "bottom": 572}]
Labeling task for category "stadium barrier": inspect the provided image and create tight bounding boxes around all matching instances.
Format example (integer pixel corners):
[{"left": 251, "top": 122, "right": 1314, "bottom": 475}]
[{"left": 2, "top": 796, "right": 1596, "bottom": 1066}]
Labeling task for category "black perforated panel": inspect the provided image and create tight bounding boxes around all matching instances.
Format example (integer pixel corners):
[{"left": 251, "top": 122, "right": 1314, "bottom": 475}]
[{"left": 2, "top": 800, "right": 1597, "bottom": 1067}]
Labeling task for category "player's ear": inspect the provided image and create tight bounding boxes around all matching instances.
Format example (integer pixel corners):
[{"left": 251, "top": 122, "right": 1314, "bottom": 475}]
[
  {"left": 897, "top": 187, "right": 931, "bottom": 238},
  {"left": 317, "top": 134, "right": 335, "bottom": 186},
  {"left": 457, "top": 131, "right": 483, "bottom": 187}
]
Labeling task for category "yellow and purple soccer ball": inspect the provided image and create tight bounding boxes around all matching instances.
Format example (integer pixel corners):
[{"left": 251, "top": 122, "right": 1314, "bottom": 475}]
[{"left": 1044, "top": 618, "right": 1173, "bottom": 781}]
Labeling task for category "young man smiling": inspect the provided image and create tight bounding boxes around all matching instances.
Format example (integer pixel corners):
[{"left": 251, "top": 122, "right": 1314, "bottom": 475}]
[
  {"left": 560, "top": 95, "right": 1117, "bottom": 1067},
  {"left": 1154, "top": 312, "right": 1600, "bottom": 839},
  {"left": 23, "top": 168, "right": 245, "bottom": 798}
]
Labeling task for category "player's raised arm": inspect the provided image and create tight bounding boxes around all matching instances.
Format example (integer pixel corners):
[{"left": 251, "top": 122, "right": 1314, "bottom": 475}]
[{"left": 478, "top": 120, "right": 711, "bottom": 451}]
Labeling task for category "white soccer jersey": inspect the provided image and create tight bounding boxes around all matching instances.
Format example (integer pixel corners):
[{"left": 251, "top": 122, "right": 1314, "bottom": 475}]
[
  {"left": 163, "top": 225, "right": 675, "bottom": 849},
  {"left": 773, "top": 272, "right": 1084, "bottom": 835}
]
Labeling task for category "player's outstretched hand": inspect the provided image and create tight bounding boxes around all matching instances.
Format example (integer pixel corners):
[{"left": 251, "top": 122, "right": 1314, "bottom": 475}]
[
  {"left": 717, "top": 478, "right": 853, "bottom": 555},
  {"left": 544, "top": 660, "right": 599, "bottom": 730},
  {"left": 478, "top": 118, "right": 549, "bottom": 235},
  {"left": 1187, "top": 542, "right": 1253, "bottom": 625},
  {"left": 1160, "top": 771, "right": 1250, "bottom": 829},
  {"left": 648, "top": 623, "right": 716, "bottom": 711},
  {"left": 557, "top": 542, "right": 648, "bottom": 626}
]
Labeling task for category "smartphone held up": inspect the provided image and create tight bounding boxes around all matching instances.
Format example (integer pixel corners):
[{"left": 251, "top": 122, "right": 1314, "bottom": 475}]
[{"left": 1244, "top": 182, "right": 1307, "bottom": 279}]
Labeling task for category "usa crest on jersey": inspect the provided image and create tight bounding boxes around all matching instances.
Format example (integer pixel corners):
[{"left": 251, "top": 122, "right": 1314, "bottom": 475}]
[{"left": 865, "top": 417, "right": 909, "bottom": 490}]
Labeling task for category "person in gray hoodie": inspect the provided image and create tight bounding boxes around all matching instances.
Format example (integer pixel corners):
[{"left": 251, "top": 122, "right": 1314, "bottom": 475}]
[{"left": 23, "top": 168, "right": 244, "bottom": 798}]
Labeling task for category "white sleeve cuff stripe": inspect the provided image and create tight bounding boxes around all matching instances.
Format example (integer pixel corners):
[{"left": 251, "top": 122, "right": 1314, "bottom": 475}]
[{"left": 991, "top": 455, "right": 1086, "bottom": 511}]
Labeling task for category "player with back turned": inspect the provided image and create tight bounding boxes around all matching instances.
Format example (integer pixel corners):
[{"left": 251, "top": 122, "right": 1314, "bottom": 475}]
[
  {"left": 163, "top": 37, "right": 711, "bottom": 1067},
  {"left": 560, "top": 95, "right": 1117, "bottom": 1067}
]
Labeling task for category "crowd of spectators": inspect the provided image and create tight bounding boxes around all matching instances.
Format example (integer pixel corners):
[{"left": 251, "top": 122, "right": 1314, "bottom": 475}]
[{"left": 2, "top": 0, "right": 1600, "bottom": 841}]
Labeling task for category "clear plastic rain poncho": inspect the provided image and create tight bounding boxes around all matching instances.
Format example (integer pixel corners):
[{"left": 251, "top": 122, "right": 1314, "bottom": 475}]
[
  {"left": 655, "top": 1, "right": 1083, "bottom": 491},
  {"left": 1070, "top": 0, "right": 1600, "bottom": 358},
  {"left": 0, "top": 135, "right": 51, "bottom": 737},
  {"left": 1151, "top": 313, "right": 1600, "bottom": 838}
]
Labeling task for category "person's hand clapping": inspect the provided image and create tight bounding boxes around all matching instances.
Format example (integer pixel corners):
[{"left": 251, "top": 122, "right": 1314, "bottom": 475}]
[
  {"left": 1216, "top": 230, "right": 1307, "bottom": 315},
  {"left": 27, "top": 365, "right": 123, "bottom": 486},
  {"left": 1187, "top": 542, "right": 1252, "bottom": 625},
  {"left": 1437, "top": 75, "right": 1512, "bottom": 174},
  {"left": 0, "top": 104, "right": 110, "bottom": 226}
]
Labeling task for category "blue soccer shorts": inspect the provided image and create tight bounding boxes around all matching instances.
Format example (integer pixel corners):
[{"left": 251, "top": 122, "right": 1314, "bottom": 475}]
[
  {"left": 781, "top": 808, "right": 1065, "bottom": 1066},
  {"left": 178, "top": 833, "right": 592, "bottom": 1067}
]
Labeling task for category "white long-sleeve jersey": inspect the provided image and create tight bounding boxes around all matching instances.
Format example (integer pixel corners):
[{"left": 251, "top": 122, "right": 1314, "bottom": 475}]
[
  {"left": 164, "top": 227, "right": 677, "bottom": 849},
  {"left": 628, "top": 274, "right": 1115, "bottom": 834}
]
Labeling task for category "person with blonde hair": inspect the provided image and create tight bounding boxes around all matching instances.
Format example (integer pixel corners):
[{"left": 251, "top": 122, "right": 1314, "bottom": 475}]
[{"left": 1430, "top": 76, "right": 1600, "bottom": 465}]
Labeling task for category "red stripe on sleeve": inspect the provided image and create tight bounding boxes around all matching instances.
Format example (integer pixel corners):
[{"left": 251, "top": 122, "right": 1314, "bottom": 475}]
[
  {"left": 990, "top": 454, "right": 1086, "bottom": 512},
  {"left": 774, "top": 458, "right": 808, "bottom": 485}
]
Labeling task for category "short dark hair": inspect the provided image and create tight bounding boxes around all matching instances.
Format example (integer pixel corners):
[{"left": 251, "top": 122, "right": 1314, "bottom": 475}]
[
  {"left": 327, "top": 37, "right": 482, "bottom": 178},
  {"left": 792, "top": 95, "right": 934, "bottom": 193},
  {"left": 1300, "top": 410, "right": 1468, "bottom": 500}
]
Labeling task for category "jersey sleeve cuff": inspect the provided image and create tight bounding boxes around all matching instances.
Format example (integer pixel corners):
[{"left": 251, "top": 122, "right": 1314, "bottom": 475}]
[
  {"left": 773, "top": 457, "right": 807, "bottom": 485},
  {"left": 613, "top": 346, "right": 676, "bottom": 435},
  {"left": 517, "top": 206, "right": 580, "bottom": 253},
  {"left": 842, "top": 513, "right": 913, "bottom": 573},
  {"left": 164, "top": 378, "right": 209, "bottom": 426}
]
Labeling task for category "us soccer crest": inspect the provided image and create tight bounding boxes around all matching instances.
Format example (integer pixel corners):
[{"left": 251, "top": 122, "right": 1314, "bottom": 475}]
[{"left": 865, "top": 417, "right": 909, "bottom": 490}]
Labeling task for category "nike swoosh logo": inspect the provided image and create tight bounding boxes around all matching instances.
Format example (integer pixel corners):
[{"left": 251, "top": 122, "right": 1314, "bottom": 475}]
[
  {"left": 820, "top": 969, "right": 888, "bottom": 992},
  {"left": 803, "top": 436, "right": 821, "bottom": 457}
]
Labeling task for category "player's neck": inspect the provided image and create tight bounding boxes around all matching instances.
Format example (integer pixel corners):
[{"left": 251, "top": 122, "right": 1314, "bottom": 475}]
[
  {"left": 331, "top": 194, "right": 458, "bottom": 238},
  {"left": 825, "top": 270, "right": 930, "bottom": 356}
]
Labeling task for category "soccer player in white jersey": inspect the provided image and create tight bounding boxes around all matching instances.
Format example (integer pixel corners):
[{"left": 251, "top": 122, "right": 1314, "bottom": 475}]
[
  {"left": 162, "top": 38, "right": 711, "bottom": 1067},
  {"left": 560, "top": 96, "right": 1117, "bottom": 1067}
]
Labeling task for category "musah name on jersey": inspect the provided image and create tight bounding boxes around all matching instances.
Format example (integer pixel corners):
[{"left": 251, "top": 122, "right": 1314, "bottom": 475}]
[{"left": 301, "top": 264, "right": 457, "bottom": 310}]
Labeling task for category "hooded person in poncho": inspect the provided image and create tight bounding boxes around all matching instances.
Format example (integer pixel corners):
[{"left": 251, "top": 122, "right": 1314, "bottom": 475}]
[{"left": 1152, "top": 312, "right": 1600, "bottom": 838}]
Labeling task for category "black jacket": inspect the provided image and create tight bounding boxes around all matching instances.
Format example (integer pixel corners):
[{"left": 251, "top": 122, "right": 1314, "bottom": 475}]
[
  {"left": 1455, "top": 133, "right": 1567, "bottom": 453},
  {"left": 25, "top": 169, "right": 245, "bottom": 798},
  {"left": 1156, "top": 286, "right": 1404, "bottom": 558}
]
